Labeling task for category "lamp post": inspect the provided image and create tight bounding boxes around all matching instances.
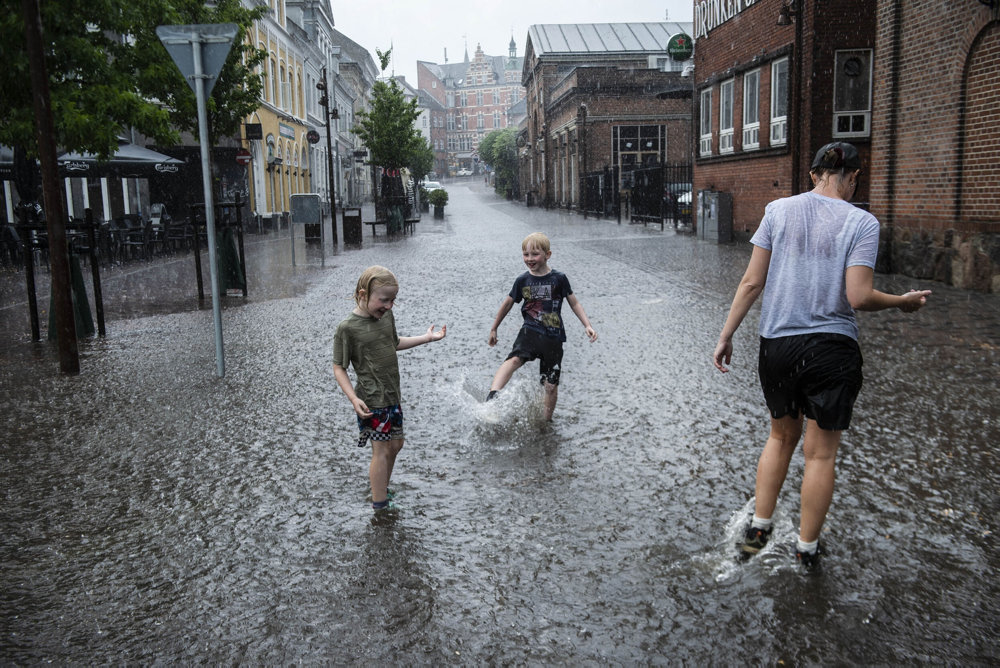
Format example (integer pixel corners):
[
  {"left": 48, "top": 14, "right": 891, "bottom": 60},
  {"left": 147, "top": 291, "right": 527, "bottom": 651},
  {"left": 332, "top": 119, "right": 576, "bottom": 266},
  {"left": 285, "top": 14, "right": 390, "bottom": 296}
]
[{"left": 317, "top": 67, "right": 338, "bottom": 243}]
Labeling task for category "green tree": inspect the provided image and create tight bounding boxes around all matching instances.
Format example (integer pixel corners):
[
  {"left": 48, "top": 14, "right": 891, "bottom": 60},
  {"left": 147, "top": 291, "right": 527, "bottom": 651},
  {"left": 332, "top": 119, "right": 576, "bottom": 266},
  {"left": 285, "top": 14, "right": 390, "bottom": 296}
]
[
  {"left": 479, "top": 127, "right": 518, "bottom": 195},
  {"left": 352, "top": 48, "right": 423, "bottom": 171},
  {"left": 0, "top": 0, "right": 266, "bottom": 159},
  {"left": 408, "top": 137, "right": 434, "bottom": 183}
]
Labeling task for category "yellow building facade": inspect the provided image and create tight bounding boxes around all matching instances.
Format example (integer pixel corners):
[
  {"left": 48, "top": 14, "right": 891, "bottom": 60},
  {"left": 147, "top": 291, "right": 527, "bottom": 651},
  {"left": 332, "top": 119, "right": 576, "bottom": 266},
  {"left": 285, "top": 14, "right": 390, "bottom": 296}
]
[{"left": 245, "top": 2, "right": 310, "bottom": 218}]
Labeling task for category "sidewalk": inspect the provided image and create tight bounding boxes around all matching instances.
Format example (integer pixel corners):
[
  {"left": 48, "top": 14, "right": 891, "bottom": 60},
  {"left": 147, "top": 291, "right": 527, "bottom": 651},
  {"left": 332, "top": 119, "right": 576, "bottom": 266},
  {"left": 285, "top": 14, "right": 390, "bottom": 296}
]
[{"left": 0, "top": 206, "right": 378, "bottom": 348}]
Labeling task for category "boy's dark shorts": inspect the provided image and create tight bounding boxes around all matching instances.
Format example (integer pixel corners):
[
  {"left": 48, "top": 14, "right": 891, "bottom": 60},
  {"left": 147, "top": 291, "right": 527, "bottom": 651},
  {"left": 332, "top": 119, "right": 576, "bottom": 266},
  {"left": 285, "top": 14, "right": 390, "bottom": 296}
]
[
  {"left": 758, "top": 333, "right": 863, "bottom": 431},
  {"left": 356, "top": 404, "right": 404, "bottom": 447},
  {"left": 507, "top": 327, "right": 564, "bottom": 385}
]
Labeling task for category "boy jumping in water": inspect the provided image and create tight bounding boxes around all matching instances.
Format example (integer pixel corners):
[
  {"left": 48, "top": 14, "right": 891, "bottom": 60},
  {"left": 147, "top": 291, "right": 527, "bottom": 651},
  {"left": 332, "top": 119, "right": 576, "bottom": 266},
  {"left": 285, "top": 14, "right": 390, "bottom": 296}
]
[{"left": 487, "top": 232, "right": 598, "bottom": 420}]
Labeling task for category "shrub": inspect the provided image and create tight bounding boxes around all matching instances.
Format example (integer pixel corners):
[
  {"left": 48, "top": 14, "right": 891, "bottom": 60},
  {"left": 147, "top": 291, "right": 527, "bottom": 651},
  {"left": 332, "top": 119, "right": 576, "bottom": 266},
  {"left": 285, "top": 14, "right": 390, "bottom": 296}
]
[{"left": 427, "top": 188, "right": 449, "bottom": 207}]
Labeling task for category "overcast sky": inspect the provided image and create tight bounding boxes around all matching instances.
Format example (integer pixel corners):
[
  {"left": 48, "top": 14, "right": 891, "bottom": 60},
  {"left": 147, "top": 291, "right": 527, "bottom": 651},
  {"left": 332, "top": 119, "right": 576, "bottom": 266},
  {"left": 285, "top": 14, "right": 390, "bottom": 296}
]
[{"left": 330, "top": 1, "right": 694, "bottom": 85}]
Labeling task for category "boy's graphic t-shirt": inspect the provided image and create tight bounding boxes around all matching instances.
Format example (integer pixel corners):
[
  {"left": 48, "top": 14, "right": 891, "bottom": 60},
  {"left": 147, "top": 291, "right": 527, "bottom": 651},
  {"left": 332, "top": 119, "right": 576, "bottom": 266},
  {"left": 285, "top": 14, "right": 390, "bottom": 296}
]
[{"left": 509, "top": 270, "right": 573, "bottom": 341}]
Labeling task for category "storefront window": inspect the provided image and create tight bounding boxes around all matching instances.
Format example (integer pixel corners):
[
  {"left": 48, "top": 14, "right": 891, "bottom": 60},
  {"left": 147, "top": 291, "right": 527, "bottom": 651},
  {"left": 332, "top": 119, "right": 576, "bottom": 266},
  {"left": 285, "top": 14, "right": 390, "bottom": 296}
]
[{"left": 770, "top": 58, "right": 789, "bottom": 146}]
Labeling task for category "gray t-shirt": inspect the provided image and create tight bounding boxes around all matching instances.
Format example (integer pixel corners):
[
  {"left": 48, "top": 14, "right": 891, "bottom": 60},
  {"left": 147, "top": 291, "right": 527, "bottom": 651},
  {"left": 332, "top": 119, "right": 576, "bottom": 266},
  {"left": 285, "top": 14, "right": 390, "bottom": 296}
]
[
  {"left": 333, "top": 310, "right": 401, "bottom": 407},
  {"left": 750, "top": 191, "right": 879, "bottom": 341}
]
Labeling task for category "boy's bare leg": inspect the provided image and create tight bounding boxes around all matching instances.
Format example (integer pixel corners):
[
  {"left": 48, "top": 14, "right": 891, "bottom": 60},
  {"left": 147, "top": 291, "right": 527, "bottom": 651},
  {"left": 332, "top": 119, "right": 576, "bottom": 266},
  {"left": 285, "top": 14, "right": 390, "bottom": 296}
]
[
  {"left": 542, "top": 382, "right": 558, "bottom": 420},
  {"left": 799, "top": 421, "right": 840, "bottom": 543},
  {"left": 753, "top": 415, "right": 803, "bottom": 520},
  {"left": 490, "top": 356, "right": 525, "bottom": 392},
  {"left": 370, "top": 438, "right": 404, "bottom": 503}
]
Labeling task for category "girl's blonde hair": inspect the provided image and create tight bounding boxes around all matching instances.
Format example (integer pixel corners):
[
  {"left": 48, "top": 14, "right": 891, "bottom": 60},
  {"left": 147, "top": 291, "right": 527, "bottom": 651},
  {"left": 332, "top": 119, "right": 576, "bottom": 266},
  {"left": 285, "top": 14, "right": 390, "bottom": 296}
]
[
  {"left": 354, "top": 265, "right": 398, "bottom": 305},
  {"left": 522, "top": 232, "right": 550, "bottom": 252}
]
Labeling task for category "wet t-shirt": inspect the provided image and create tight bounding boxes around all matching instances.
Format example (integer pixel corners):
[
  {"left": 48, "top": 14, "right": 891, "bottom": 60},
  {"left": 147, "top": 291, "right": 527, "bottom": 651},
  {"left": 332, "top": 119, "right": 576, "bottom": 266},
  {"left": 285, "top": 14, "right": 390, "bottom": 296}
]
[
  {"left": 509, "top": 270, "right": 573, "bottom": 342},
  {"left": 333, "top": 310, "right": 401, "bottom": 407},
  {"left": 751, "top": 191, "right": 879, "bottom": 341}
]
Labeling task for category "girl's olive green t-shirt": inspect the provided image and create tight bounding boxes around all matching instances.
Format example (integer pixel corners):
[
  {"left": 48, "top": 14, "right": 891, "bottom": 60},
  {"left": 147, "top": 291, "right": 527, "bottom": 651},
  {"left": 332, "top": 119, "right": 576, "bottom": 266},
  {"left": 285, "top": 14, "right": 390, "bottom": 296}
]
[{"left": 333, "top": 311, "right": 401, "bottom": 408}]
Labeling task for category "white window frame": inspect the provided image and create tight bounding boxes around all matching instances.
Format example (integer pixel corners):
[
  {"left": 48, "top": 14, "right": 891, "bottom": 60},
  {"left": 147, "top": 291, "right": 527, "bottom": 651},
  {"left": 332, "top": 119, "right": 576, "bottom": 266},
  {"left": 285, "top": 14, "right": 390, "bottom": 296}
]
[
  {"left": 719, "top": 78, "right": 734, "bottom": 154},
  {"left": 742, "top": 69, "right": 760, "bottom": 151},
  {"left": 699, "top": 88, "right": 713, "bottom": 157},
  {"left": 833, "top": 49, "right": 872, "bottom": 139},
  {"left": 770, "top": 58, "right": 789, "bottom": 146}
]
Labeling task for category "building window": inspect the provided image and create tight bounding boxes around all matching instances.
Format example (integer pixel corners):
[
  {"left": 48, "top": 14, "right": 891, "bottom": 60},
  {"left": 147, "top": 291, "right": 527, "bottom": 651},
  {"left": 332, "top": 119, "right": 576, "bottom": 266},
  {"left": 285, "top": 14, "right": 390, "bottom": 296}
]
[
  {"left": 447, "top": 114, "right": 455, "bottom": 130},
  {"left": 447, "top": 93, "right": 454, "bottom": 108},
  {"left": 493, "top": 110, "right": 500, "bottom": 127},
  {"left": 477, "top": 91, "right": 483, "bottom": 106},
  {"left": 477, "top": 112, "right": 484, "bottom": 129},
  {"left": 743, "top": 69, "right": 760, "bottom": 151},
  {"left": 833, "top": 49, "right": 872, "bottom": 138},
  {"left": 612, "top": 125, "right": 665, "bottom": 187},
  {"left": 770, "top": 58, "right": 789, "bottom": 146},
  {"left": 700, "top": 88, "right": 713, "bottom": 157},
  {"left": 719, "top": 79, "right": 734, "bottom": 153},
  {"left": 461, "top": 92, "right": 467, "bottom": 107}
]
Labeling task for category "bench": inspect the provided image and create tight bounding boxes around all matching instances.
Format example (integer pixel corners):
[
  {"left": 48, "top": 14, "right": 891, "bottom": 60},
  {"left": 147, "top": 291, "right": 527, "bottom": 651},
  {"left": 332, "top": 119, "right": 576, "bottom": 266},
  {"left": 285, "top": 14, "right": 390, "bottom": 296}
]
[{"left": 366, "top": 217, "right": 418, "bottom": 237}]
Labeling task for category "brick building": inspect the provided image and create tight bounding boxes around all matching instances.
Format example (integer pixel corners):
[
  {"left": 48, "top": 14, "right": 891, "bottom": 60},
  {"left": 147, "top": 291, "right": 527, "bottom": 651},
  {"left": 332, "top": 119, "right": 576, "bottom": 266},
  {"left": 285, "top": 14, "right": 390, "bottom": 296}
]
[
  {"left": 692, "top": 0, "right": 876, "bottom": 239},
  {"left": 417, "top": 40, "right": 525, "bottom": 175},
  {"left": 870, "top": 1, "right": 1000, "bottom": 291},
  {"left": 519, "top": 22, "right": 694, "bottom": 211},
  {"left": 692, "top": 0, "right": 1000, "bottom": 291}
]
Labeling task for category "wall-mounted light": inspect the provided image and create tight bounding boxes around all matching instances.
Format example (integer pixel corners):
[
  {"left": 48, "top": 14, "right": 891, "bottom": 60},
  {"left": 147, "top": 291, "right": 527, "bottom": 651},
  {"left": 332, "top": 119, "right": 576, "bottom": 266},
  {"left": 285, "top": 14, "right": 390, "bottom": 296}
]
[{"left": 777, "top": 0, "right": 799, "bottom": 26}]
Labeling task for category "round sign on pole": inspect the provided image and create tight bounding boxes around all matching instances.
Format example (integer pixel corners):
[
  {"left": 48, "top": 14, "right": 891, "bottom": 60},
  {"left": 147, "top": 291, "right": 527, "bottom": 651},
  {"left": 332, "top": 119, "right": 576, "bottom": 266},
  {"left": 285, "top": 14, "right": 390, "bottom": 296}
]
[
  {"left": 668, "top": 33, "right": 693, "bottom": 61},
  {"left": 236, "top": 149, "right": 251, "bottom": 165},
  {"left": 307, "top": 129, "right": 321, "bottom": 144}
]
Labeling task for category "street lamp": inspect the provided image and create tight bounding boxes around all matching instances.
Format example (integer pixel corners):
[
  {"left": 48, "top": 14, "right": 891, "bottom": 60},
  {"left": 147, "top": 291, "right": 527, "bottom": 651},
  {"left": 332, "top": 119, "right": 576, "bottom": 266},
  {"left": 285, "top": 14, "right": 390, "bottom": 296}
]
[{"left": 317, "top": 69, "right": 338, "bottom": 242}]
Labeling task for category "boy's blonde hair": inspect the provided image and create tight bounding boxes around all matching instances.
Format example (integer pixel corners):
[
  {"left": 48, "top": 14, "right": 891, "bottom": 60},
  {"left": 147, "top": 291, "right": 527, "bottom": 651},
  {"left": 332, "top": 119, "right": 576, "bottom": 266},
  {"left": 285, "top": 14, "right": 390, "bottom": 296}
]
[
  {"left": 354, "top": 265, "right": 398, "bottom": 305},
  {"left": 522, "top": 232, "right": 550, "bottom": 253}
]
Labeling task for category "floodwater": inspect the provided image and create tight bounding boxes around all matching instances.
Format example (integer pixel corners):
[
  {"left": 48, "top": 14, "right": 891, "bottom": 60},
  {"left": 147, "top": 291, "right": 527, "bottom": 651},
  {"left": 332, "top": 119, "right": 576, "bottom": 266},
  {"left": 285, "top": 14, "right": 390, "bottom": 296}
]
[{"left": 2, "top": 183, "right": 998, "bottom": 663}]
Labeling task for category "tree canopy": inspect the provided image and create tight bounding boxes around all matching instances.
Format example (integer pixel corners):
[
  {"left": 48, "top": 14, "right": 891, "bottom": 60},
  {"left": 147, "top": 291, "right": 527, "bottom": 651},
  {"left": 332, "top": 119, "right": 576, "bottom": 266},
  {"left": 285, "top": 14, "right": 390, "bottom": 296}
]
[
  {"left": 352, "top": 48, "right": 425, "bottom": 173},
  {"left": 479, "top": 127, "right": 519, "bottom": 195},
  {"left": 0, "top": 0, "right": 266, "bottom": 159}
]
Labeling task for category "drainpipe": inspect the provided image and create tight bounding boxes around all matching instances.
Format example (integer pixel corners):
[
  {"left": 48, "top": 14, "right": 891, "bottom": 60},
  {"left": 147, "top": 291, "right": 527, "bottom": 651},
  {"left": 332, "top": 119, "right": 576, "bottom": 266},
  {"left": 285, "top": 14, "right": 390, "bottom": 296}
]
[
  {"left": 791, "top": 1, "right": 804, "bottom": 194},
  {"left": 885, "top": 0, "right": 903, "bottom": 272}
]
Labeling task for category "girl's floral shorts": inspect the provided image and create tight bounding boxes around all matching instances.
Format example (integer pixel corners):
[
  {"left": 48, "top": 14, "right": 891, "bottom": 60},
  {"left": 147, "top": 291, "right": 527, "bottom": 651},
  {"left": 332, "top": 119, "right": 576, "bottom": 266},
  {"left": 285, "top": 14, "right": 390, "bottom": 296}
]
[{"left": 356, "top": 404, "right": 404, "bottom": 447}]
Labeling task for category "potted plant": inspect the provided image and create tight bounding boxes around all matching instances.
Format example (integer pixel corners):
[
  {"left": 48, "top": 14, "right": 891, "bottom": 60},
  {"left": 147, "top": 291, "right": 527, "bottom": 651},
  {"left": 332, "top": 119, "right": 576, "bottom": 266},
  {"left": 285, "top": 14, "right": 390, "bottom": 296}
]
[
  {"left": 419, "top": 187, "right": 430, "bottom": 212},
  {"left": 428, "top": 188, "right": 448, "bottom": 218}
]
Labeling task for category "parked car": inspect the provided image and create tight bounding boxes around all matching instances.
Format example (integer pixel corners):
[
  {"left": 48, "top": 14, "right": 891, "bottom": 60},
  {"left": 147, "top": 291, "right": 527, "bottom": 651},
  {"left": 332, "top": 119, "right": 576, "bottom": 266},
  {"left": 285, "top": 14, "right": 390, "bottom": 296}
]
[
  {"left": 456, "top": 168, "right": 473, "bottom": 177},
  {"left": 423, "top": 180, "right": 443, "bottom": 192},
  {"left": 677, "top": 190, "right": 692, "bottom": 224},
  {"left": 663, "top": 183, "right": 692, "bottom": 225}
]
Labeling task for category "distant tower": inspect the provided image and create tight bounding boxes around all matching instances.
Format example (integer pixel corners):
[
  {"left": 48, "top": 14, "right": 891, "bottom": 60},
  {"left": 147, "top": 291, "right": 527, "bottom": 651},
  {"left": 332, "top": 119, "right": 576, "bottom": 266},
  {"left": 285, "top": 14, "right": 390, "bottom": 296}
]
[{"left": 509, "top": 34, "right": 516, "bottom": 59}]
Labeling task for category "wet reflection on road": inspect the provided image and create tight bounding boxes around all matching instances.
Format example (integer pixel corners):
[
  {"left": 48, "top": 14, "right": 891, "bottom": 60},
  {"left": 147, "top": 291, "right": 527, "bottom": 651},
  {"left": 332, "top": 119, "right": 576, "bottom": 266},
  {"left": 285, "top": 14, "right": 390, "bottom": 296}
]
[{"left": 2, "top": 182, "right": 997, "bottom": 663}]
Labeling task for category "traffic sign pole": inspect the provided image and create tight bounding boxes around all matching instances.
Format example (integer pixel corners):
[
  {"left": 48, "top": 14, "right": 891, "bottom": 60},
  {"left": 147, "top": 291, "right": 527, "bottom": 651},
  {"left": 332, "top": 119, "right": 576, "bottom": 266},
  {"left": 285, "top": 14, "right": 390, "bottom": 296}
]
[{"left": 157, "top": 24, "right": 238, "bottom": 378}]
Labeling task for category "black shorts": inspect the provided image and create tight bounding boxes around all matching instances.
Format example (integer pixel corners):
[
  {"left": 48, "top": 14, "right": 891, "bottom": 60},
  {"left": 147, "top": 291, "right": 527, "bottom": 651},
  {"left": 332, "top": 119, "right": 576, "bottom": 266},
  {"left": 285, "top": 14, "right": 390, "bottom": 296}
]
[
  {"left": 507, "top": 327, "right": 564, "bottom": 385},
  {"left": 758, "top": 333, "right": 863, "bottom": 431}
]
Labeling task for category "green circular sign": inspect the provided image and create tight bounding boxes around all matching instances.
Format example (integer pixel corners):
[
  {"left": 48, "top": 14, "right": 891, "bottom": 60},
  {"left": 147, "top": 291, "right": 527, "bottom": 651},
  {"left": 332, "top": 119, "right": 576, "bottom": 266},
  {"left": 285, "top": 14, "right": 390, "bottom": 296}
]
[{"left": 668, "top": 33, "right": 693, "bottom": 61}]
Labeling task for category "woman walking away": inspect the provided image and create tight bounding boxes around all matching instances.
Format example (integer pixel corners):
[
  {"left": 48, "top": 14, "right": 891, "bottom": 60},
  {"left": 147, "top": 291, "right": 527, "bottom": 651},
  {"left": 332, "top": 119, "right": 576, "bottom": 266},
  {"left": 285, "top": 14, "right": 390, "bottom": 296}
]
[
  {"left": 333, "top": 266, "right": 446, "bottom": 514},
  {"left": 713, "top": 142, "right": 930, "bottom": 573}
]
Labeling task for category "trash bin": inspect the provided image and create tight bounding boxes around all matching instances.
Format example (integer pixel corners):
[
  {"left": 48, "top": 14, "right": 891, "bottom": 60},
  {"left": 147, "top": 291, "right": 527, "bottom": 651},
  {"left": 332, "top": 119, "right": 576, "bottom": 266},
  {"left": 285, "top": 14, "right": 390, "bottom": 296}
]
[{"left": 343, "top": 207, "right": 362, "bottom": 247}]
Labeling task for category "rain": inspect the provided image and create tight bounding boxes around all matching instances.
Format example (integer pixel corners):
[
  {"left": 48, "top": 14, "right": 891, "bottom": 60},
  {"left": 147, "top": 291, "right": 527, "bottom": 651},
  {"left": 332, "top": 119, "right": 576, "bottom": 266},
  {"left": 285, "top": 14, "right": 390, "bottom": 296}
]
[{"left": 2, "top": 182, "right": 998, "bottom": 663}]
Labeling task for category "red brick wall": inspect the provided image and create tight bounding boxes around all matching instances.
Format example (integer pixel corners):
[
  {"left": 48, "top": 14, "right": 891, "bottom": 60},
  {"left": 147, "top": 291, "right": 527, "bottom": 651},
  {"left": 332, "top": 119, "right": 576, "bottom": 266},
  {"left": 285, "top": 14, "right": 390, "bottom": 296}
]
[
  {"left": 870, "top": 2, "right": 1000, "bottom": 290},
  {"left": 693, "top": 0, "right": 875, "bottom": 237}
]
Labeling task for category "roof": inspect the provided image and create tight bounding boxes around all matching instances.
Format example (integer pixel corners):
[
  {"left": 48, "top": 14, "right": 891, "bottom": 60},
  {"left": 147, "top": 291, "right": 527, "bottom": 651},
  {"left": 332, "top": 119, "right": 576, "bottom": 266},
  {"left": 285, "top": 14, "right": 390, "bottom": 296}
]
[
  {"left": 333, "top": 29, "right": 378, "bottom": 78},
  {"left": 527, "top": 22, "right": 692, "bottom": 57}
]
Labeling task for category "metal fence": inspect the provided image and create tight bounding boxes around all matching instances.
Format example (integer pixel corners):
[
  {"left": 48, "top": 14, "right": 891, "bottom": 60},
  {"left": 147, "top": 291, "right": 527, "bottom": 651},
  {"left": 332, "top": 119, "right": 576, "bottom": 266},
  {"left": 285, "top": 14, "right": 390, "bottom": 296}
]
[{"left": 581, "top": 163, "right": 691, "bottom": 227}]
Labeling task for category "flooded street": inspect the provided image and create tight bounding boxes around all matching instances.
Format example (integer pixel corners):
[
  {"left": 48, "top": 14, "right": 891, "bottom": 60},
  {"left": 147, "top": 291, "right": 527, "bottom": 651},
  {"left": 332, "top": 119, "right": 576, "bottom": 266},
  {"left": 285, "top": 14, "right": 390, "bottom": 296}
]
[{"left": 2, "top": 182, "right": 998, "bottom": 663}]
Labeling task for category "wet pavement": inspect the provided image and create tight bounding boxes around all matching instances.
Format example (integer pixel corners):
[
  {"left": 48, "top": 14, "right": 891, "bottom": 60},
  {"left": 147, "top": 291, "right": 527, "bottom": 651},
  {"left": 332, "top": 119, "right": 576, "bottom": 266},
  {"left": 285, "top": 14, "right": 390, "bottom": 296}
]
[{"left": 2, "top": 181, "right": 999, "bottom": 663}]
